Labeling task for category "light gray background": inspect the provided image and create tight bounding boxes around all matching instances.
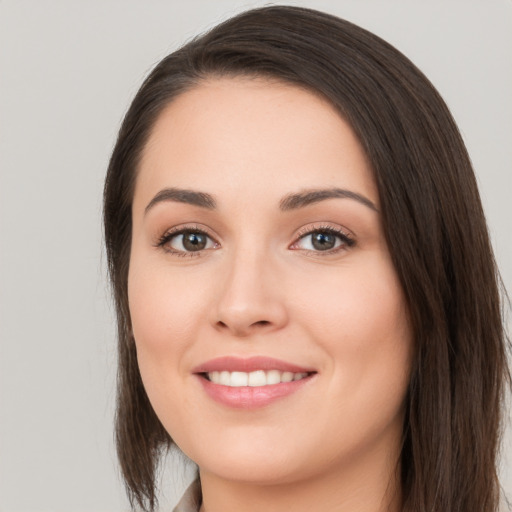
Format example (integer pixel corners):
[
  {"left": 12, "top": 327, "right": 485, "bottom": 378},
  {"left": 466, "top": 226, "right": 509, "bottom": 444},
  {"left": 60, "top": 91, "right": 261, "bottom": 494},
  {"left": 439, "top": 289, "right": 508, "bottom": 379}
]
[{"left": 1, "top": 1, "right": 511, "bottom": 510}]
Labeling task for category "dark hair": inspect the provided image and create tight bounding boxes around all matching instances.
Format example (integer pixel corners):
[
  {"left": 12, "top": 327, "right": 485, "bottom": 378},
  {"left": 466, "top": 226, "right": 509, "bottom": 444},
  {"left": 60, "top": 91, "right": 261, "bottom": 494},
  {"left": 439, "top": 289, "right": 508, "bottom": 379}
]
[{"left": 104, "top": 5, "right": 509, "bottom": 511}]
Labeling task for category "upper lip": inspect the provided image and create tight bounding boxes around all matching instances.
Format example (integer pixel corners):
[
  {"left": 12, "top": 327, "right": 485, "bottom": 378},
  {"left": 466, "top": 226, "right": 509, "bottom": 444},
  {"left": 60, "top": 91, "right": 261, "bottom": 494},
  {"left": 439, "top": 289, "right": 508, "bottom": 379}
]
[{"left": 192, "top": 356, "right": 315, "bottom": 374}]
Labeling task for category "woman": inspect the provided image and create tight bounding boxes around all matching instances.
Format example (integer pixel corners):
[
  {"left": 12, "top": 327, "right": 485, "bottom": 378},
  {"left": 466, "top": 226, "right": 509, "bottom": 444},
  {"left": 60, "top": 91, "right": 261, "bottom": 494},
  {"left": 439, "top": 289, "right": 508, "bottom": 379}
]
[{"left": 103, "top": 6, "right": 509, "bottom": 512}]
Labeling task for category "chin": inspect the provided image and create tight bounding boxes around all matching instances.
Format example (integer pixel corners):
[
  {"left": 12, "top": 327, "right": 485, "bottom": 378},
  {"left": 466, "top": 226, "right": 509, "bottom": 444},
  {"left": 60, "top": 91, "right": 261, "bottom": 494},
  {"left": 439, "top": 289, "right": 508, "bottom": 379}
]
[
  {"left": 174, "top": 427, "right": 308, "bottom": 484},
  {"left": 198, "top": 452, "right": 309, "bottom": 485}
]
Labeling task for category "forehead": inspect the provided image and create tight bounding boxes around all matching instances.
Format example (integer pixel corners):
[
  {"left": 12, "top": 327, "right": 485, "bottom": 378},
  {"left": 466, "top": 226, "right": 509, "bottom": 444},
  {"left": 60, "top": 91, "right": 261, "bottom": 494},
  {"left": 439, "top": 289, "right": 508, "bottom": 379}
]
[{"left": 135, "top": 77, "right": 378, "bottom": 210}]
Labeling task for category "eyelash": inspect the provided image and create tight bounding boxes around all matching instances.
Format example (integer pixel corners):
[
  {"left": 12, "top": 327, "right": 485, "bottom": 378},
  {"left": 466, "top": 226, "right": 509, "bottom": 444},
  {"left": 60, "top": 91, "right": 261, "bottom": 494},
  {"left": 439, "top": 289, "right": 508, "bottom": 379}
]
[
  {"left": 155, "top": 225, "right": 218, "bottom": 257},
  {"left": 155, "top": 224, "right": 355, "bottom": 257},
  {"left": 291, "top": 224, "right": 355, "bottom": 254}
]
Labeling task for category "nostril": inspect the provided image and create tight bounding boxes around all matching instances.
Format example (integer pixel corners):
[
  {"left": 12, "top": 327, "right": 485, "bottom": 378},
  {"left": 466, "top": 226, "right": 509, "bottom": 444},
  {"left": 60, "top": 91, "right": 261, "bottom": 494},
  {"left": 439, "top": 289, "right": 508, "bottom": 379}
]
[
  {"left": 214, "top": 318, "right": 273, "bottom": 336},
  {"left": 253, "top": 320, "right": 270, "bottom": 327}
]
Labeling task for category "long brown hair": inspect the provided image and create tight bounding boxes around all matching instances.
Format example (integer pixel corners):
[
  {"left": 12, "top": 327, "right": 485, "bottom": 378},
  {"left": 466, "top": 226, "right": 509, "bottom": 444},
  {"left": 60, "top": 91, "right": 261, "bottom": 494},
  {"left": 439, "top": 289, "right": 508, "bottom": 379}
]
[{"left": 104, "top": 6, "right": 509, "bottom": 511}]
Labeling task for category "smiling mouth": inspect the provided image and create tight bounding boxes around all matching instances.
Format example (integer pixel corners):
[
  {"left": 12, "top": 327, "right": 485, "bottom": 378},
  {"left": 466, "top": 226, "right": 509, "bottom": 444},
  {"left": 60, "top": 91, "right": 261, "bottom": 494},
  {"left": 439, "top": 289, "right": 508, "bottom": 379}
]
[
  {"left": 203, "top": 370, "right": 312, "bottom": 387},
  {"left": 195, "top": 357, "right": 316, "bottom": 408}
]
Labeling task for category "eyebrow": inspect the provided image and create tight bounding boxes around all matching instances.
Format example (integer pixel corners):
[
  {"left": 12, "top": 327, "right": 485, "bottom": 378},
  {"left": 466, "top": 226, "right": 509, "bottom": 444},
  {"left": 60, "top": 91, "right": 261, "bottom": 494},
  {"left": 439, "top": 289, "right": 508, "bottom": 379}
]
[
  {"left": 279, "top": 188, "right": 378, "bottom": 212},
  {"left": 145, "top": 187, "right": 216, "bottom": 214},
  {"left": 144, "top": 186, "right": 378, "bottom": 214}
]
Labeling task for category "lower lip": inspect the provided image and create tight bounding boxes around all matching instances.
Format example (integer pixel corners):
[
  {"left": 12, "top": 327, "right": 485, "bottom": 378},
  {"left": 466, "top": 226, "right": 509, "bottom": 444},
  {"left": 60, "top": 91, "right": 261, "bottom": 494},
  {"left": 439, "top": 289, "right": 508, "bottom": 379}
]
[{"left": 196, "top": 374, "right": 313, "bottom": 409}]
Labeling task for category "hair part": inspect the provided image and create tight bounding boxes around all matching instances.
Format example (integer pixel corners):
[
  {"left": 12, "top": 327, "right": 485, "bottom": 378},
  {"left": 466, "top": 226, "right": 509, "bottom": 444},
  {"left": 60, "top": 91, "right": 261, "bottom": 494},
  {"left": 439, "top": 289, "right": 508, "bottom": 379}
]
[{"left": 104, "top": 6, "right": 509, "bottom": 511}]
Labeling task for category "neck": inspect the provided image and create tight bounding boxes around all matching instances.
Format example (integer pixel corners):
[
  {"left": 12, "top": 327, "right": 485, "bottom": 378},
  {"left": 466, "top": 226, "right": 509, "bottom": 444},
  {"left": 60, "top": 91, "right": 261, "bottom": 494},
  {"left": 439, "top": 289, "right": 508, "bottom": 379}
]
[{"left": 198, "top": 440, "right": 402, "bottom": 512}]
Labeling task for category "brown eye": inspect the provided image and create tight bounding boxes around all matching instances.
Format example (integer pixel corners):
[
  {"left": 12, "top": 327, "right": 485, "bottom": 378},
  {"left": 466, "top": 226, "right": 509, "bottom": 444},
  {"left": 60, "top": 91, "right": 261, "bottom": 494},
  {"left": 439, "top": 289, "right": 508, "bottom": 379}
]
[
  {"left": 310, "top": 232, "right": 337, "bottom": 251},
  {"left": 181, "top": 232, "right": 207, "bottom": 251},
  {"left": 297, "top": 231, "right": 344, "bottom": 252},
  {"left": 291, "top": 227, "right": 355, "bottom": 253},
  {"left": 164, "top": 230, "right": 217, "bottom": 253}
]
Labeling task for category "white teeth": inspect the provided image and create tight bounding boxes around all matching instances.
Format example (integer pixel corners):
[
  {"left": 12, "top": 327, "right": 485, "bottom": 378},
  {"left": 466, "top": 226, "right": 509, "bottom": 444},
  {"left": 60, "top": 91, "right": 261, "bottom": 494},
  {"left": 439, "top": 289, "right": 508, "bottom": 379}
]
[
  {"left": 230, "top": 371, "right": 248, "bottom": 386},
  {"left": 207, "top": 370, "right": 309, "bottom": 387},
  {"left": 266, "top": 369, "right": 281, "bottom": 385},
  {"left": 219, "top": 371, "right": 230, "bottom": 386},
  {"left": 281, "top": 371, "right": 294, "bottom": 382},
  {"left": 248, "top": 370, "right": 266, "bottom": 387}
]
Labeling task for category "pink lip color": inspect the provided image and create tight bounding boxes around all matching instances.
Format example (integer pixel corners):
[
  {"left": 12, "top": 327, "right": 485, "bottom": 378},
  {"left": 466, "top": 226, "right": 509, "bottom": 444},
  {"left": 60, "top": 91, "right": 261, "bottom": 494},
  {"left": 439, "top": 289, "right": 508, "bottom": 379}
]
[
  {"left": 192, "top": 356, "right": 316, "bottom": 409},
  {"left": 192, "top": 356, "right": 314, "bottom": 374}
]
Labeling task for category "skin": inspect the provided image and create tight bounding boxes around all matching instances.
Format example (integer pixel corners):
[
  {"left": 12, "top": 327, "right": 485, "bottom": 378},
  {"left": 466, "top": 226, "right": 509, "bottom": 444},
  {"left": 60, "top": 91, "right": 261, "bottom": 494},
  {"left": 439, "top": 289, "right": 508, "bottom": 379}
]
[{"left": 128, "top": 78, "right": 412, "bottom": 512}]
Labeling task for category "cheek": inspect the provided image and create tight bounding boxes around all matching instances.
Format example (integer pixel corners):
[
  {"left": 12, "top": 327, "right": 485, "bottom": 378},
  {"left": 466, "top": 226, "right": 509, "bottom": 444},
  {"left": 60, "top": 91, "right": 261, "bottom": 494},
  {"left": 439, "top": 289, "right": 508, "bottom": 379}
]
[
  {"left": 293, "top": 259, "right": 412, "bottom": 459},
  {"left": 128, "top": 259, "right": 204, "bottom": 354},
  {"left": 127, "top": 259, "right": 204, "bottom": 427},
  {"left": 127, "top": 263, "right": 202, "bottom": 429},
  {"left": 296, "top": 255, "right": 412, "bottom": 390},
  {"left": 299, "top": 257, "right": 408, "bottom": 338}
]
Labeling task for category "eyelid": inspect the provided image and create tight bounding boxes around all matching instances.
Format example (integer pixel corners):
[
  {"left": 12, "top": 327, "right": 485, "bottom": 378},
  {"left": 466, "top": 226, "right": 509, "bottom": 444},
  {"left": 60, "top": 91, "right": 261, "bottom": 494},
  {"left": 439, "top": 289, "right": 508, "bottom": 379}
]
[
  {"left": 155, "top": 223, "right": 220, "bottom": 256},
  {"left": 289, "top": 223, "right": 356, "bottom": 253},
  {"left": 154, "top": 222, "right": 355, "bottom": 256}
]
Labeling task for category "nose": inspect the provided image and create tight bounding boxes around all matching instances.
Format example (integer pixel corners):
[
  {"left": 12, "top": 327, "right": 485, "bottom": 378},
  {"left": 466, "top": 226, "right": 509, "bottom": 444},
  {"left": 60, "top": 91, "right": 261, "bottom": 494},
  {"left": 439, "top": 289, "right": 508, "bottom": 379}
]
[{"left": 211, "top": 249, "right": 288, "bottom": 337}]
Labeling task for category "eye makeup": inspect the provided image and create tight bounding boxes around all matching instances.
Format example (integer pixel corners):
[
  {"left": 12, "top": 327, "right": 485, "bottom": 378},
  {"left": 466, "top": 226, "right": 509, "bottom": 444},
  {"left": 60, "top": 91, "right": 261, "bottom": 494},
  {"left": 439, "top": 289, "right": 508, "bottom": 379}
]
[
  {"left": 155, "top": 224, "right": 220, "bottom": 257},
  {"left": 288, "top": 223, "right": 356, "bottom": 258},
  {"left": 153, "top": 221, "right": 356, "bottom": 258}
]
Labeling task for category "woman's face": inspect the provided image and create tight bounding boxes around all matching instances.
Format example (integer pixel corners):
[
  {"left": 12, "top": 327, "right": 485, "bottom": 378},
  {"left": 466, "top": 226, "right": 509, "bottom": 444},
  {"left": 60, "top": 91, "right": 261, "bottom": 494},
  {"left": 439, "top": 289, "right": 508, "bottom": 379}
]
[{"left": 128, "top": 78, "right": 412, "bottom": 485}]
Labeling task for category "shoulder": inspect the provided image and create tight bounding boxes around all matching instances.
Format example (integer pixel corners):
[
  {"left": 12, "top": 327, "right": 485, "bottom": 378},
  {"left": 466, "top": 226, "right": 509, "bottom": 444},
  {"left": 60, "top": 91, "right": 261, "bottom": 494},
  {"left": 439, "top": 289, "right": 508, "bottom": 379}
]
[
  {"left": 173, "top": 479, "right": 202, "bottom": 512},
  {"left": 171, "top": 478, "right": 512, "bottom": 512}
]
